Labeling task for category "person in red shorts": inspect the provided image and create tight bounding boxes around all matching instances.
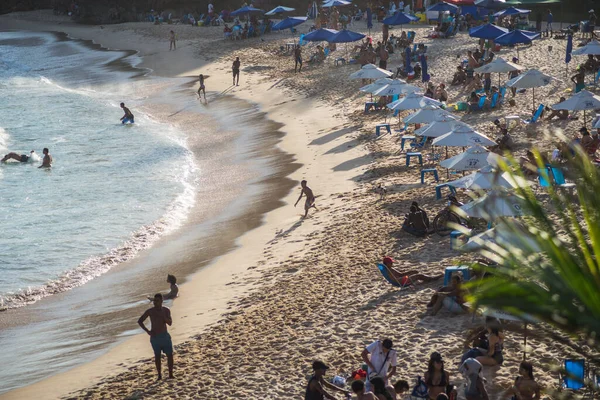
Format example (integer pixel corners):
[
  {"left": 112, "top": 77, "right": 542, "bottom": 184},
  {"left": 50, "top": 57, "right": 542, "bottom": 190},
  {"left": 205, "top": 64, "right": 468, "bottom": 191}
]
[{"left": 382, "top": 256, "right": 442, "bottom": 286}]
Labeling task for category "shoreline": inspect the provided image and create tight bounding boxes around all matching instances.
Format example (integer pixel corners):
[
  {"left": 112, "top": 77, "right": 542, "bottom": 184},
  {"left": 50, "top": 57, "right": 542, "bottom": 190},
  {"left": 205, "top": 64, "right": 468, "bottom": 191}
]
[{"left": 0, "top": 11, "right": 368, "bottom": 399}]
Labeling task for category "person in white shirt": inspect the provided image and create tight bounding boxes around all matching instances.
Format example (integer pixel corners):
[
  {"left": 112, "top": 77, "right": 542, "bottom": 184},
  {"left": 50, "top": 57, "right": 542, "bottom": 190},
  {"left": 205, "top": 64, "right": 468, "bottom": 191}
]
[
  {"left": 362, "top": 339, "right": 397, "bottom": 391},
  {"left": 208, "top": 3, "right": 214, "bottom": 15}
]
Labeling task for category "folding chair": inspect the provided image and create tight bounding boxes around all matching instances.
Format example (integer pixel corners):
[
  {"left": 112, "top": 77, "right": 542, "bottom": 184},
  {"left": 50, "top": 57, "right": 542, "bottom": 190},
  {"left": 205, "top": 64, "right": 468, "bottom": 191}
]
[
  {"left": 489, "top": 92, "right": 499, "bottom": 109},
  {"left": 377, "top": 264, "right": 413, "bottom": 290},
  {"left": 522, "top": 104, "right": 544, "bottom": 124},
  {"left": 559, "top": 359, "right": 586, "bottom": 391}
]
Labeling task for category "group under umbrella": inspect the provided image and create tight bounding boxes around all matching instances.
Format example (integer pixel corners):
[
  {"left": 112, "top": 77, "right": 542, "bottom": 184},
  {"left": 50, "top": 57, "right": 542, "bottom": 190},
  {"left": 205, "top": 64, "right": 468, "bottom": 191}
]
[
  {"left": 494, "top": 30, "right": 540, "bottom": 57},
  {"left": 303, "top": 28, "right": 338, "bottom": 42},
  {"left": 506, "top": 69, "right": 554, "bottom": 109}
]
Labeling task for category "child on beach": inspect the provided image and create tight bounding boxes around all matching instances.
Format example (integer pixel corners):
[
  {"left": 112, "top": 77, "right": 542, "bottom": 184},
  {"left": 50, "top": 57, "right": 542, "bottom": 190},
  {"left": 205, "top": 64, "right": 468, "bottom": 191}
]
[
  {"left": 197, "top": 74, "right": 206, "bottom": 100},
  {"left": 148, "top": 274, "right": 179, "bottom": 301},
  {"left": 169, "top": 30, "right": 176, "bottom": 50}
]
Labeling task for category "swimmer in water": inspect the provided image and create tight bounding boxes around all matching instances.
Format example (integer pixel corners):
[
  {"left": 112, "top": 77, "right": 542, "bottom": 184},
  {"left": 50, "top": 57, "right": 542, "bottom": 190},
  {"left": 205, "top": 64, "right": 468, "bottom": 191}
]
[
  {"left": 197, "top": 74, "right": 206, "bottom": 101},
  {"left": 2, "top": 150, "right": 35, "bottom": 163},
  {"left": 39, "top": 148, "right": 52, "bottom": 168},
  {"left": 120, "top": 103, "right": 135, "bottom": 124},
  {"left": 294, "top": 180, "right": 317, "bottom": 218},
  {"left": 148, "top": 274, "right": 179, "bottom": 301}
]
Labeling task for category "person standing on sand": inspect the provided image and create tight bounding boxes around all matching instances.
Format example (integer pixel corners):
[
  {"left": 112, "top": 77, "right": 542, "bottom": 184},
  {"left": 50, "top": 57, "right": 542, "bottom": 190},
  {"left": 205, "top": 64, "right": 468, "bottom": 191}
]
[
  {"left": 198, "top": 74, "right": 206, "bottom": 100},
  {"left": 169, "top": 30, "right": 176, "bottom": 51},
  {"left": 294, "top": 45, "right": 303, "bottom": 73},
  {"left": 305, "top": 360, "right": 350, "bottom": 400},
  {"left": 571, "top": 67, "right": 586, "bottom": 93},
  {"left": 362, "top": 339, "right": 397, "bottom": 392},
  {"left": 294, "top": 180, "right": 316, "bottom": 218},
  {"left": 232, "top": 57, "right": 241, "bottom": 86},
  {"left": 138, "top": 293, "right": 174, "bottom": 380},
  {"left": 39, "top": 148, "right": 52, "bottom": 168}
]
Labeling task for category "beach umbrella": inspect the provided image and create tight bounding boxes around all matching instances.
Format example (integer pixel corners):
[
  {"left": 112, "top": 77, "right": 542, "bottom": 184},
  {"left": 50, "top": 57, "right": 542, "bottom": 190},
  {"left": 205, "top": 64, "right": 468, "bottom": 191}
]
[
  {"left": 494, "top": 30, "right": 540, "bottom": 58},
  {"left": 552, "top": 90, "right": 600, "bottom": 127},
  {"left": 322, "top": 0, "right": 352, "bottom": 7},
  {"left": 460, "top": 190, "right": 528, "bottom": 219},
  {"left": 405, "top": 47, "right": 413, "bottom": 75},
  {"left": 492, "top": 6, "right": 531, "bottom": 17},
  {"left": 506, "top": 69, "right": 554, "bottom": 110},
  {"left": 308, "top": 1, "right": 318, "bottom": 19},
  {"left": 349, "top": 64, "right": 393, "bottom": 80},
  {"left": 421, "top": 54, "right": 430, "bottom": 83},
  {"left": 594, "top": 117, "right": 600, "bottom": 129},
  {"left": 373, "top": 81, "right": 421, "bottom": 96},
  {"left": 427, "top": 2, "right": 459, "bottom": 13},
  {"left": 367, "top": 7, "right": 373, "bottom": 31},
  {"left": 475, "top": 57, "right": 521, "bottom": 87},
  {"left": 383, "top": 11, "right": 419, "bottom": 29},
  {"left": 328, "top": 29, "right": 365, "bottom": 43},
  {"left": 414, "top": 118, "right": 467, "bottom": 138},
  {"left": 565, "top": 34, "right": 573, "bottom": 78},
  {"left": 404, "top": 107, "right": 455, "bottom": 124},
  {"left": 474, "top": 0, "right": 507, "bottom": 8},
  {"left": 440, "top": 145, "right": 502, "bottom": 171},
  {"left": 265, "top": 6, "right": 295, "bottom": 15},
  {"left": 469, "top": 23, "right": 509, "bottom": 40},
  {"left": 432, "top": 125, "right": 496, "bottom": 147},
  {"left": 445, "top": 165, "right": 529, "bottom": 190},
  {"left": 571, "top": 40, "right": 600, "bottom": 56},
  {"left": 387, "top": 93, "right": 442, "bottom": 111},
  {"left": 303, "top": 28, "right": 339, "bottom": 42},
  {"left": 231, "top": 6, "right": 265, "bottom": 16},
  {"left": 272, "top": 16, "right": 308, "bottom": 31},
  {"left": 359, "top": 78, "right": 397, "bottom": 94}
]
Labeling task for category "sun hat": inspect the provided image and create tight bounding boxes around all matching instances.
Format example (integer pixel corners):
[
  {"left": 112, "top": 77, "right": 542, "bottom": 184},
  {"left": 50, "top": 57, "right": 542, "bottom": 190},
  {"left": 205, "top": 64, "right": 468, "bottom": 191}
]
[{"left": 312, "top": 361, "right": 329, "bottom": 370}]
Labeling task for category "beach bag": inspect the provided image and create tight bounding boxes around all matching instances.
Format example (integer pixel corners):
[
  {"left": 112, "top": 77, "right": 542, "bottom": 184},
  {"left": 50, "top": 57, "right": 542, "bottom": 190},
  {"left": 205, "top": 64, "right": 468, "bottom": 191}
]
[{"left": 410, "top": 376, "right": 429, "bottom": 400}]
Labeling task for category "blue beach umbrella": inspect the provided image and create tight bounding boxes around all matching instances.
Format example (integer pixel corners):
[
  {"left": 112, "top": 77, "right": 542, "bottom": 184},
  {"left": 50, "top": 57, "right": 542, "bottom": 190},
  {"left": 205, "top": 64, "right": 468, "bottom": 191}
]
[
  {"left": 328, "top": 29, "right": 366, "bottom": 43},
  {"left": 383, "top": 11, "right": 420, "bottom": 26},
  {"left": 272, "top": 16, "right": 308, "bottom": 31},
  {"left": 231, "top": 6, "right": 265, "bottom": 16},
  {"left": 427, "top": 2, "right": 459, "bottom": 13},
  {"left": 469, "top": 23, "right": 509, "bottom": 40},
  {"left": 495, "top": 29, "right": 539, "bottom": 57},
  {"left": 405, "top": 46, "right": 413, "bottom": 74},
  {"left": 492, "top": 6, "right": 531, "bottom": 17},
  {"left": 421, "top": 54, "right": 430, "bottom": 83},
  {"left": 266, "top": 6, "right": 296, "bottom": 16},
  {"left": 474, "top": 0, "right": 508, "bottom": 9},
  {"left": 303, "top": 28, "right": 339, "bottom": 42},
  {"left": 367, "top": 7, "right": 373, "bottom": 30}
]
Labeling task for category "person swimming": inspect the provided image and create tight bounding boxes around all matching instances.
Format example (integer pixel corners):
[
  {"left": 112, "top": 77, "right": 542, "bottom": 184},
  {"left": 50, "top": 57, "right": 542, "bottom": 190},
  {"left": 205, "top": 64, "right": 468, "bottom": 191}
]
[{"left": 1, "top": 150, "right": 35, "bottom": 163}]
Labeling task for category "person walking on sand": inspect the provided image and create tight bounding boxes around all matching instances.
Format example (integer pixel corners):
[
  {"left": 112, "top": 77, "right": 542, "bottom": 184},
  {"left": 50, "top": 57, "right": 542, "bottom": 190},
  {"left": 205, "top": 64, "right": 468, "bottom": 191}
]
[
  {"left": 39, "top": 148, "right": 52, "bottom": 168},
  {"left": 169, "top": 30, "right": 176, "bottom": 50},
  {"left": 232, "top": 57, "right": 241, "bottom": 86},
  {"left": 294, "top": 180, "right": 316, "bottom": 218},
  {"left": 294, "top": 44, "right": 303, "bottom": 73},
  {"left": 197, "top": 74, "right": 206, "bottom": 100},
  {"left": 545, "top": 9, "right": 553, "bottom": 37},
  {"left": 305, "top": 360, "right": 350, "bottom": 400},
  {"left": 138, "top": 293, "right": 174, "bottom": 380}
]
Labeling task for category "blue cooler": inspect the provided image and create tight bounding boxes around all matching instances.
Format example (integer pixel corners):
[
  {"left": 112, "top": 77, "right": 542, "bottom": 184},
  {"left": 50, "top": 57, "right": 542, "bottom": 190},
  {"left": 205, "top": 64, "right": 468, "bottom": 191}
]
[{"left": 444, "top": 266, "right": 470, "bottom": 286}]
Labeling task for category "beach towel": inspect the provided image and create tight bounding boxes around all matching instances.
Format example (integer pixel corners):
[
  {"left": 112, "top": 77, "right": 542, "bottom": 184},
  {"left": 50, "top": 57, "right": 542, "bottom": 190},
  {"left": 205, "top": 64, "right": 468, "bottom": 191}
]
[{"left": 410, "top": 376, "right": 429, "bottom": 400}]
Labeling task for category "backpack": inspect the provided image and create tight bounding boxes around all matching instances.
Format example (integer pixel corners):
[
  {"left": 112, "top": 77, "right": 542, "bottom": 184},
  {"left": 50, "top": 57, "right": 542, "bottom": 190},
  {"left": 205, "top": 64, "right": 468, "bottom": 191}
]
[{"left": 410, "top": 376, "right": 429, "bottom": 400}]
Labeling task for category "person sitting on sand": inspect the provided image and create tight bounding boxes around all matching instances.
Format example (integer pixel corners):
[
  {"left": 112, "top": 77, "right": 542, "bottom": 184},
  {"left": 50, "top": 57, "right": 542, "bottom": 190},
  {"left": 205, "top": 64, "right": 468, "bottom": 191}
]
[
  {"left": 587, "top": 130, "right": 600, "bottom": 157},
  {"left": 1, "top": 150, "right": 35, "bottom": 163},
  {"left": 545, "top": 97, "right": 568, "bottom": 121},
  {"left": 148, "top": 274, "right": 179, "bottom": 301},
  {"left": 465, "top": 74, "right": 483, "bottom": 94},
  {"left": 294, "top": 180, "right": 317, "bottom": 218},
  {"left": 370, "top": 376, "right": 395, "bottom": 400},
  {"left": 467, "top": 91, "right": 482, "bottom": 112},
  {"left": 393, "top": 380, "right": 410, "bottom": 397},
  {"left": 583, "top": 54, "right": 599, "bottom": 73},
  {"left": 451, "top": 66, "right": 467, "bottom": 86},
  {"left": 402, "top": 205, "right": 429, "bottom": 237},
  {"left": 492, "top": 129, "right": 514, "bottom": 153},
  {"left": 138, "top": 293, "right": 174, "bottom": 380},
  {"left": 460, "top": 358, "right": 489, "bottom": 400},
  {"left": 424, "top": 352, "right": 457, "bottom": 400},
  {"left": 305, "top": 360, "right": 350, "bottom": 400},
  {"left": 351, "top": 380, "right": 377, "bottom": 400},
  {"left": 426, "top": 274, "right": 468, "bottom": 316},
  {"left": 425, "top": 82, "right": 435, "bottom": 98},
  {"left": 474, "top": 324, "right": 504, "bottom": 366},
  {"left": 504, "top": 361, "right": 541, "bottom": 400},
  {"left": 381, "top": 256, "right": 443, "bottom": 286},
  {"left": 435, "top": 83, "right": 449, "bottom": 102}
]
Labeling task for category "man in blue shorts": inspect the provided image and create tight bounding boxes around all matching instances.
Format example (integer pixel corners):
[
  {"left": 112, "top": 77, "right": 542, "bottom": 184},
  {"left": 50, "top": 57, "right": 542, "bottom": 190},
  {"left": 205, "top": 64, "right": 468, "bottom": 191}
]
[
  {"left": 120, "top": 102, "right": 135, "bottom": 124},
  {"left": 138, "top": 293, "right": 174, "bottom": 380}
]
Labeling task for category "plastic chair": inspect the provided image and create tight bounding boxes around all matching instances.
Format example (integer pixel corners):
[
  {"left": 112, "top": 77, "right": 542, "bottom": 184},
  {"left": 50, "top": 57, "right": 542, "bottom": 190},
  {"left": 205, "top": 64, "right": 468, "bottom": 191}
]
[
  {"left": 435, "top": 183, "right": 456, "bottom": 200},
  {"left": 420, "top": 168, "right": 439, "bottom": 184},
  {"left": 410, "top": 136, "right": 427, "bottom": 149},
  {"left": 299, "top": 33, "right": 306, "bottom": 46},
  {"left": 560, "top": 359, "right": 585, "bottom": 391},
  {"left": 523, "top": 104, "right": 544, "bottom": 124},
  {"left": 499, "top": 87, "right": 507, "bottom": 104},
  {"left": 377, "top": 264, "right": 412, "bottom": 290},
  {"left": 490, "top": 92, "right": 499, "bottom": 109},
  {"left": 538, "top": 168, "right": 551, "bottom": 187}
]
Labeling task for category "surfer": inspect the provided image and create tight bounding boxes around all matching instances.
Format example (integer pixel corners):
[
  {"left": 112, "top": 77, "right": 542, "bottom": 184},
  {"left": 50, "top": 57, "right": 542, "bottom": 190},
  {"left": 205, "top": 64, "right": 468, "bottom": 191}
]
[
  {"left": 294, "top": 180, "right": 317, "bottom": 218},
  {"left": 120, "top": 103, "right": 135, "bottom": 124},
  {"left": 1, "top": 150, "right": 35, "bottom": 163},
  {"left": 39, "top": 148, "right": 52, "bottom": 168},
  {"left": 197, "top": 74, "right": 206, "bottom": 100}
]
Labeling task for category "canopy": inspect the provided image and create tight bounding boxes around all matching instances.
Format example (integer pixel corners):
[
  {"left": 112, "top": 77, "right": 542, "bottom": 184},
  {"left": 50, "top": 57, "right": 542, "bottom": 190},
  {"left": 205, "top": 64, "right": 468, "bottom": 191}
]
[
  {"left": 403, "top": 107, "right": 455, "bottom": 124},
  {"left": 272, "top": 16, "right": 308, "bottom": 31},
  {"left": 373, "top": 81, "right": 421, "bottom": 96},
  {"left": 359, "top": 78, "right": 397, "bottom": 94},
  {"left": 432, "top": 125, "right": 496, "bottom": 147},
  {"left": 493, "top": 6, "right": 531, "bottom": 16},
  {"left": 506, "top": 69, "right": 553, "bottom": 88},
  {"left": 474, "top": 57, "right": 521, "bottom": 73},
  {"left": 445, "top": 165, "right": 528, "bottom": 190},
  {"left": 303, "top": 28, "right": 339, "bottom": 42},
  {"left": 414, "top": 119, "right": 467, "bottom": 138},
  {"left": 552, "top": 90, "right": 600, "bottom": 111},
  {"left": 387, "top": 93, "right": 442, "bottom": 111},
  {"left": 440, "top": 145, "right": 502, "bottom": 171},
  {"left": 469, "top": 24, "right": 509, "bottom": 40},
  {"left": 495, "top": 29, "right": 540, "bottom": 46},
  {"left": 265, "top": 6, "right": 295, "bottom": 15},
  {"left": 328, "top": 29, "right": 366, "bottom": 43},
  {"left": 231, "top": 6, "right": 265, "bottom": 16},
  {"left": 383, "top": 11, "right": 420, "bottom": 25},
  {"left": 349, "top": 64, "right": 393, "bottom": 80},
  {"left": 427, "top": 2, "right": 460, "bottom": 12},
  {"left": 571, "top": 40, "right": 600, "bottom": 56},
  {"left": 322, "top": 0, "right": 352, "bottom": 7},
  {"left": 460, "top": 191, "right": 528, "bottom": 219}
]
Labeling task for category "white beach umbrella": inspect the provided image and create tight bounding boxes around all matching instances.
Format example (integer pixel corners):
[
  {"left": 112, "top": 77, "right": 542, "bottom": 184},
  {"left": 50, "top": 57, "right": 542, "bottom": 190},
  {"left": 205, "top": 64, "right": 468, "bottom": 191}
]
[
  {"left": 445, "top": 165, "right": 528, "bottom": 190},
  {"left": 432, "top": 125, "right": 496, "bottom": 147},
  {"left": 359, "top": 78, "right": 396, "bottom": 94},
  {"left": 475, "top": 57, "right": 521, "bottom": 73},
  {"left": 594, "top": 118, "right": 600, "bottom": 129},
  {"left": 460, "top": 191, "right": 528, "bottom": 220},
  {"left": 552, "top": 90, "right": 600, "bottom": 111},
  {"left": 414, "top": 118, "right": 466, "bottom": 138},
  {"left": 571, "top": 40, "right": 600, "bottom": 56},
  {"left": 460, "top": 221, "right": 540, "bottom": 253},
  {"left": 265, "top": 6, "right": 296, "bottom": 15},
  {"left": 440, "top": 145, "right": 502, "bottom": 171},
  {"left": 387, "top": 93, "right": 442, "bottom": 111},
  {"left": 349, "top": 64, "right": 393, "bottom": 80},
  {"left": 403, "top": 107, "right": 455, "bottom": 124},
  {"left": 506, "top": 69, "right": 554, "bottom": 109},
  {"left": 373, "top": 81, "right": 421, "bottom": 96}
]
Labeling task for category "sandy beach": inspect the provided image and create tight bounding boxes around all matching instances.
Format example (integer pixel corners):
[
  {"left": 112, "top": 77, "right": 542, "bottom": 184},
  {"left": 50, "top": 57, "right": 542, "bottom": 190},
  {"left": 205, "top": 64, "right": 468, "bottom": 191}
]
[{"left": 0, "top": 9, "right": 596, "bottom": 400}]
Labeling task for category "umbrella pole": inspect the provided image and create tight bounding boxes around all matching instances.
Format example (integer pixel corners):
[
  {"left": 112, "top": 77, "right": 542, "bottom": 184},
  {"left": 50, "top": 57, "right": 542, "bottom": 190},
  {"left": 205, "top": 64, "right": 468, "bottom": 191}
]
[
  {"left": 532, "top": 87, "right": 535, "bottom": 112},
  {"left": 523, "top": 323, "right": 527, "bottom": 360}
]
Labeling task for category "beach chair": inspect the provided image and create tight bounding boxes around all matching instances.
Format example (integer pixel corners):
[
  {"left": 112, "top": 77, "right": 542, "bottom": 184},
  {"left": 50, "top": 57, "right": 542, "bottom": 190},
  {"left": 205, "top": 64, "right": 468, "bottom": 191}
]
[
  {"left": 523, "top": 104, "right": 544, "bottom": 124},
  {"left": 499, "top": 87, "right": 507, "bottom": 105},
  {"left": 299, "top": 33, "right": 307, "bottom": 46},
  {"left": 550, "top": 166, "right": 576, "bottom": 193},
  {"left": 470, "top": 96, "right": 486, "bottom": 112},
  {"left": 538, "top": 168, "right": 552, "bottom": 187},
  {"left": 409, "top": 136, "right": 428, "bottom": 149},
  {"left": 377, "top": 264, "right": 413, "bottom": 290},
  {"left": 559, "top": 359, "right": 586, "bottom": 391},
  {"left": 489, "top": 92, "right": 499, "bottom": 109}
]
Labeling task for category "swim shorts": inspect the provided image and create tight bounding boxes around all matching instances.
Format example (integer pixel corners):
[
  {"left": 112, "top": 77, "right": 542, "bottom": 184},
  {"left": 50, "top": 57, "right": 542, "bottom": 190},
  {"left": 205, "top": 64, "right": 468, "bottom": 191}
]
[
  {"left": 575, "top": 83, "right": 585, "bottom": 93},
  {"left": 20, "top": 154, "right": 29, "bottom": 162},
  {"left": 150, "top": 331, "right": 173, "bottom": 357},
  {"left": 442, "top": 297, "right": 465, "bottom": 314},
  {"left": 122, "top": 117, "right": 134, "bottom": 124},
  {"left": 233, "top": 69, "right": 240, "bottom": 76},
  {"left": 400, "top": 276, "right": 409, "bottom": 286}
]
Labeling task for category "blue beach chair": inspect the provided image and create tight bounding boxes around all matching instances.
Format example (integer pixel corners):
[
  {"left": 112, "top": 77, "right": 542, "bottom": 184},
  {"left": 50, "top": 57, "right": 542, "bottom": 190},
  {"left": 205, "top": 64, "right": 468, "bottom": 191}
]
[
  {"left": 523, "top": 104, "right": 544, "bottom": 124},
  {"left": 490, "top": 92, "right": 499, "bottom": 109},
  {"left": 377, "top": 264, "right": 412, "bottom": 290},
  {"left": 560, "top": 359, "right": 586, "bottom": 391}
]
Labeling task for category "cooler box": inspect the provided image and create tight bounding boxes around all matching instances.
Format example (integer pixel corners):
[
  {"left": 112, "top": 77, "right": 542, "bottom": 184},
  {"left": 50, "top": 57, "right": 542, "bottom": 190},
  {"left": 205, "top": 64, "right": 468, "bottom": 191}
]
[{"left": 444, "top": 266, "right": 470, "bottom": 285}]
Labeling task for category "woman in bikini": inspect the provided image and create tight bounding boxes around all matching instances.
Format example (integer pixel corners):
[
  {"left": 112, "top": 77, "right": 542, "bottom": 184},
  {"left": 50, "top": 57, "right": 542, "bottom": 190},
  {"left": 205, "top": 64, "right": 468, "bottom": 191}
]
[
  {"left": 504, "top": 361, "right": 540, "bottom": 400},
  {"left": 476, "top": 325, "right": 504, "bottom": 366},
  {"left": 424, "top": 352, "right": 456, "bottom": 399}
]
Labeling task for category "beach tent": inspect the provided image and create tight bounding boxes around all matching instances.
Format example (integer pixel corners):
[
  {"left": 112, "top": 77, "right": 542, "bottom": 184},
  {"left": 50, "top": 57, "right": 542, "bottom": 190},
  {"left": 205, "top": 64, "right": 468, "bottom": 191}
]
[
  {"left": 414, "top": 118, "right": 468, "bottom": 138},
  {"left": 427, "top": 2, "right": 460, "bottom": 13},
  {"left": 322, "top": 0, "right": 352, "bottom": 7},
  {"left": 469, "top": 23, "right": 509, "bottom": 39},
  {"left": 349, "top": 64, "right": 393, "bottom": 80},
  {"left": 506, "top": 69, "right": 554, "bottom": 109},
  {"left": 440, "top": 145, "right": 502, "bottom": 171},
  {"left": 445, "top": 165, "right": 528, "bottom": 190},
  {"left": 571, "top": 40, "right": 600, "bottom": 56},
  {"left": 383, "top": 11, "right": 420, "bottom": 27},
  {"left": 460, "top": 190, "right": 528, "bottom": 219},
  {"left": 552, "top": 90, "right": 600, "bottom": 128},
  {"left": 373, "top": 81, "right": 421, "bottom": 96},
  {"left": 387, "top": 93, "right": 443, "bottom": 111},
  {"left": 272, "top": 16, "right": 308, "bottom": 31},
  {"left": 231, "top": 6, "right": 265, "bottom": 16},
  {"left": 404, "top": 107, "right": 455, "bottom": 124},
  {"left": 303, "top": 28, "right": 339, "bottom": 42},
  {"left": 432, "top": 125, "right": 496, "bottom": 147},
  {"left": 494, "top": 30, "right": 540, "bottom": 57},
  {"left": 265, "top": 6, "right": 295, "bottom": 15},
  {"left": 492, "top": 6, "right": 531, "bottom": 16},
  {"left": 328, "top": 29, "right": 365, "bottom": 43}
]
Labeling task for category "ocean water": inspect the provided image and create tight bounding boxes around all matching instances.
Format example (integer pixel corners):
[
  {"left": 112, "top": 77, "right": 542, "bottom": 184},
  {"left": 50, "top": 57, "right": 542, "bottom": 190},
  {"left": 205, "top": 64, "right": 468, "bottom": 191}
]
[{"left": 0, "top": 31, "right": 196, "bottom": 309}]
